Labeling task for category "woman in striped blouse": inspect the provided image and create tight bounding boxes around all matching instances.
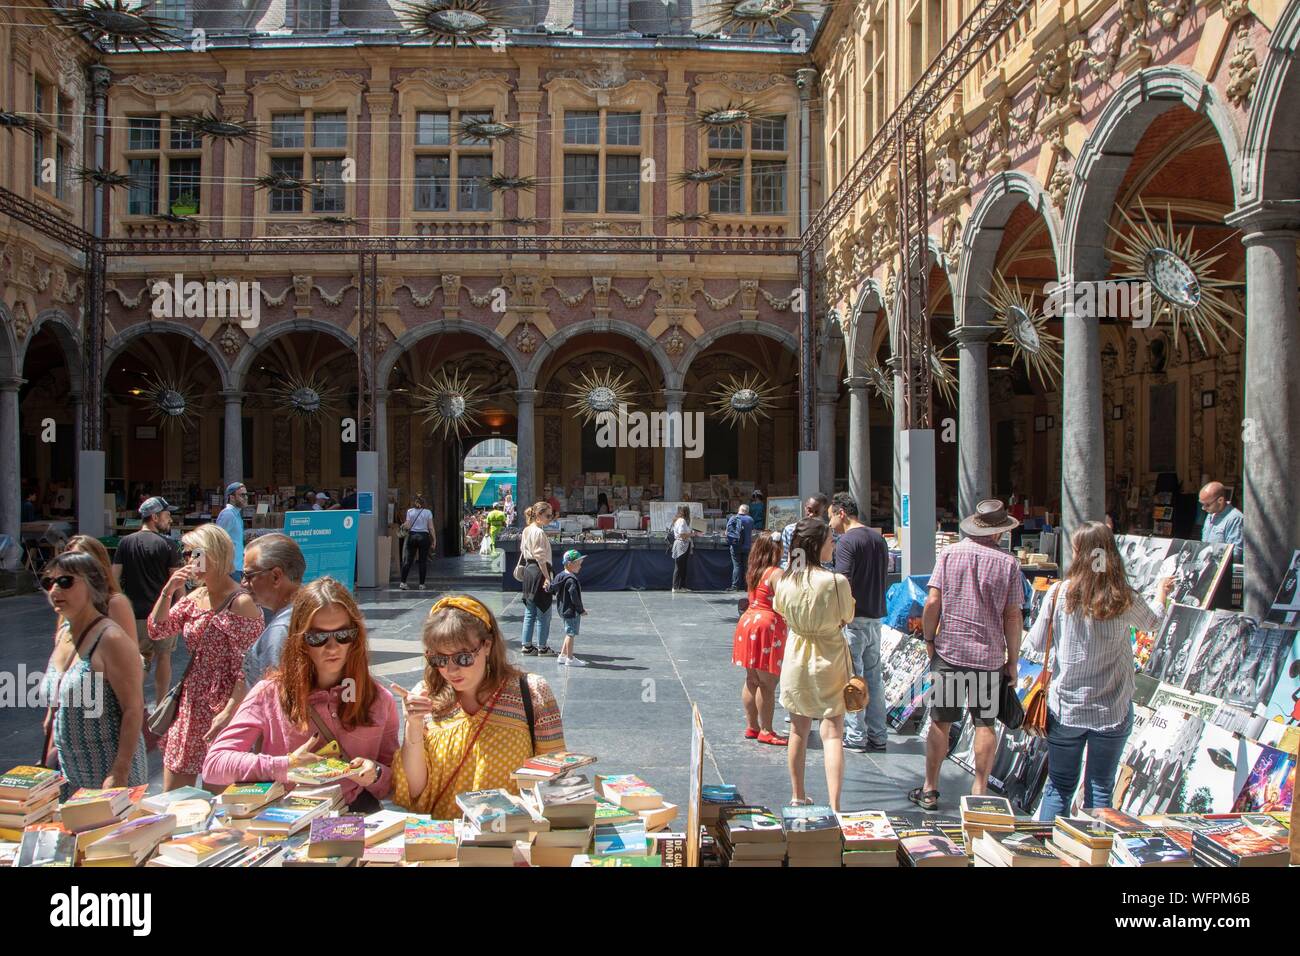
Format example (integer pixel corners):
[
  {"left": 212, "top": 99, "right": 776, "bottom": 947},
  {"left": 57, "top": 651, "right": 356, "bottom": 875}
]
[{"left": 1027, "top": 521, "right": 1172, "bottom": 821}]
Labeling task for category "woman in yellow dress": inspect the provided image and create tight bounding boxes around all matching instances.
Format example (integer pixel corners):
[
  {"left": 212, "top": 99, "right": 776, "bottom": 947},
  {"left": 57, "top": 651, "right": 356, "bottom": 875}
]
[
  {"left": 773, "top": 517, "right": 856, "bottom": 810},
  {"left": 391, "top": 595, "right": 565, "bottom": 820}
]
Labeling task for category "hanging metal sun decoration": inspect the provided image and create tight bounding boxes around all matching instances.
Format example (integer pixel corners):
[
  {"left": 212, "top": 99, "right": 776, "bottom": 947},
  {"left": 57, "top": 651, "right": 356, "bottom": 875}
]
[
  {"left": 253, "top": 173, "right": 320, "bottom": 193},
  {"left": 397, "top": 0, "right": 514, "bottom": 47},
  {"left": 71, "top": 166, "right": 132, "bottom": 189},
  {"left": 319, "top": 215, "right": 358, "bottom": 226},
  {"left": 0, "top": 111, "right": 43, "bottom": 136},
  {"left": 865, "top": 361, "right": 894, "bottom": 412},
  {"left": 483, "top": 174, "right": 538, "bottom": 192},
  {"left": 567, "top": 368, "right": 636, "bottom": 426},
  {"left": 695, "top": 102, "right": 763, "bottom": 132},
  {"left": 415, "top": 368, "right": 485, "bottom": 440},
  {"left": 137, "top": 374, "right": 200, "bottom": 431},
  {"left": 667, "top": 212, "right": 714, "bottom": 225},
  {"left": 502, "top": 216, "right": 540, "bottom": 227},
  {"left": 457, "top": 117, "right": 525, "bottom": 144},
  {"left": 709, "top": 372, "right": 779, "bottom": 427},
  {"left": 986, "top": 271, "right": 1063, "bottom": 389},
  {"left": 1106, "top": 201, "right": 1242, "bottom": 353},
  {"left": 173, "top": 113, "right": 265, "bottom": 144},
  {"left": 55, "top": 0, "right": 178, "bottom": 53},
  {"left": 671, "top": 164, "right": 739, "bottom": 188},
  {"left": 927, "top": 344, "right": 959, "bottom": 407},
  {"left": 703, "top": 0, "right": 815, "bottom": 36},
  {"left": 267, "top": 373, "right": 341, "bottom": 420}
]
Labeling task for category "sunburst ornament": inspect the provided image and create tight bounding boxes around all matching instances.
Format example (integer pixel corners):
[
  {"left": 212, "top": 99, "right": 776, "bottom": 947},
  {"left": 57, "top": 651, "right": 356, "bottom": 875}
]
[
  {"left": 865, "top": 361, "right": 894, "bottom": 411},
  {"left": 483, "top": 174, "right": 538, "bottom": 192},
  {"left": 71, "top": 166, "right": 132, "bottom": 189},
  {"left": 567, "top": 368, "right": 635, "bottom": 425},
  {"left": 457, "top": 117, "right": 525, "bottom": 144},
  {"left": 696, "top": 102, "right": 763, "bottom": 132},
  {"left": 415, "top": 368, "right": 484, "bottom": 439},
  {"left": 671, "top": 165, "right": 739, "bottom": 188},
  {"left": 136, "top": 374, "right": 200, "bottom": 431},
  {"left": 173, "top": 114, "right": 265, "bottom": 144},
  {"left": 267, "top": 373, "right": 341, "bottom": 420},
  {"left": 397, "top": 0, "right": 514, "bottom": 47},
  {"left": 1107, "top": 201, "right": 1242, "bottom": 353},
  {"left": 667, "top": 212, "right": 714, "bottom": 225},
  {"left": 709, "top": 372, "right": 778, "bottom": 426},
  {"left": 703, "top": 0, "right": 815, "bottom": 36},
  {"left": 0, "top": 111, "right": 43, "bottom": 136},
  {"left": 986, "top": 271, "right": 1063, "bottom": 388},
  {"left": 253, "top": 173, "right": 320, "bottom": 193},
  {"left": 927, "top": 344, "right": 958, "bottom": 407},
  {"left": 502, "top": 216, "right": 540, "bottom": 227},
  {"left": 55, "top": 0, "right": 178, "bottom": 53}
]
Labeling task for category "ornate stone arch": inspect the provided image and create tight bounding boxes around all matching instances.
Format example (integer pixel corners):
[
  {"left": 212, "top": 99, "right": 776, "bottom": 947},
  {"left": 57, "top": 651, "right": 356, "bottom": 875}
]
[
  {"left": 230, "top": 318, "right": 357, "bottom": 389},
  {"left": 957, "top": 171, "right": 1064, "bottom": 328},
  {"left": 885, "top": 235, "right": 951, "bottom": 356},
  {"left": 0, "top": 302, "right": 18, "bottom": 380},
  {"left": 848, "top": 277, "right": 887, "bottom": 374},
  {"left": 20, "top": 309, "right": 83, "bottom": 386},
  {"left": 1063, "top": 65, "right": 1244, "bottom": 281},
  {"left": 377, "top": 319, "right": 524, "bottom": 392},
  {"left": 105, "top": 320, "right": 233, "bottom": 390},
  {"left": 524, "top": 319, "right": 674, "bottom": 391},
  {"left": 675, "top": 320, "right": 799, "bottom": 387},
  {"left": 1241, "top": 0, "right": 1300, "bottom": 203}
]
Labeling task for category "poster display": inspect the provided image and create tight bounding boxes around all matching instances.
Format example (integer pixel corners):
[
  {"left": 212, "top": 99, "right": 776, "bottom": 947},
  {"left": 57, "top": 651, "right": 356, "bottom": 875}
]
[
  {"left": 283, "top": 509, "right": 360, "bottom": 590},
  {"left": 764, "top": 496, "right": 800, "bottom": 533}
]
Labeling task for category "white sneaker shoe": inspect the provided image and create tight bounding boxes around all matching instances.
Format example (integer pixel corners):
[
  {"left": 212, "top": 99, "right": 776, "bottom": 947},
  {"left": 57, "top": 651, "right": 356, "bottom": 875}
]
[
  {"left": 566, "top": 656, "right": 588, "bottom": 667},
  {"left": 556, "top": 655, "right": 570, "bottom": 665}
]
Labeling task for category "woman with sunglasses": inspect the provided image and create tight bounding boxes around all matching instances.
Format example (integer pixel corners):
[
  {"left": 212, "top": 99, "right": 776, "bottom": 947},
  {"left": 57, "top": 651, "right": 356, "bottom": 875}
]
[
  {"left": 39, "top": 553, "right": 148, "bottom": 796},
  {"left": 203, "top": 578, "right": 399, "bottom": 812},
  {"left": 392, "top": 595, "right": 566, "bottom": 820},
  {"left": 59, "top": 535, "right": 136, "bottom": 645},
  {"left": 519, "top": 501, "right": 556, "bottom": 656},
  {"left": 147, "top": 523, "right": 262, "bottom": 791}
]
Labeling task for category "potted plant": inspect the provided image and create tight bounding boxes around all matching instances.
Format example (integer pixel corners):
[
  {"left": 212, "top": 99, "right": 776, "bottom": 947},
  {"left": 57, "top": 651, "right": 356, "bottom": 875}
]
[{"left": 170, "top": 191, "right": 198, "bottom": 216}]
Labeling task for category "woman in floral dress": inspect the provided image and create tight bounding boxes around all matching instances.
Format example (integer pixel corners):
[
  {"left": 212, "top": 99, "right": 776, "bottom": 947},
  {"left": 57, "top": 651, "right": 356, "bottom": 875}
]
[
  {"left": 732, "top": 531, "right": 789, "bottom": 746},
  {"left": 148, "top": 523, "right": 262, "bottom": 791}
]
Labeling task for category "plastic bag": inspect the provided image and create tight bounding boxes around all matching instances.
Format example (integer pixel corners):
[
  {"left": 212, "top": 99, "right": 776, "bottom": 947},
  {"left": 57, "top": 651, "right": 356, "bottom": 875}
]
[{"left": 883, "top": 574, "right": 931, "bottom": 634}]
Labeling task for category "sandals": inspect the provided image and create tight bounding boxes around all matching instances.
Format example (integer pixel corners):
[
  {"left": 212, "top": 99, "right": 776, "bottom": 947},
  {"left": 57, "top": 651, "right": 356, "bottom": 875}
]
[
  {"left": 757, "top": 730, "right": 789, "bottom": 746},
  {"left": 744, "top": 726, "right": 760, "bottom": 740},
  {"left": 788, "top": 797, "right": 814, "bottom": 807},
  {"left": 907, "top": 787, "right": 940, "bottom": 811}
]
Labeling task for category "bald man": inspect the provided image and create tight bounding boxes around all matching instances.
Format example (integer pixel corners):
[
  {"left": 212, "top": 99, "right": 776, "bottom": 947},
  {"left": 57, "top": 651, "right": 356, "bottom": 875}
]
[{"left": 1199, "top": 481, "right": 1243, "bottom": 562}]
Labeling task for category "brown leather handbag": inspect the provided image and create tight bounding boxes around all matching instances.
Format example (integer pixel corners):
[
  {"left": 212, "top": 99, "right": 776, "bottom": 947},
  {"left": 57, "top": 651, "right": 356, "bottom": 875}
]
[
  {"left": 838, "top": 575, "right": 869, "bottom": 713},
  {"left": 1021, "top": 586, "right": 1059, "bottom": 737}
]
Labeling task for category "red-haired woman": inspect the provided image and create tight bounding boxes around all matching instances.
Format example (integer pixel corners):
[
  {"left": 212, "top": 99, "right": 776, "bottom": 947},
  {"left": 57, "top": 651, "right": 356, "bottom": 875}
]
[
  {"left": 203, "top": 577, "right": 399, "bottom": 812},
  {"left": 732, "top": 531, "right": 788, "bottom": 746}
]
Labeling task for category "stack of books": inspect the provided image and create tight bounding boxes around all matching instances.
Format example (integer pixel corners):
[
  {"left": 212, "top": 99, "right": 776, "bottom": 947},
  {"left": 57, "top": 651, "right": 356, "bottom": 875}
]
[
  {"left": 595, "top": 773, "right": 678, "bottom": 832},
  {"left": 782, "top": 805, "right": 842, "bottom": 867},
  {"left": 0, "top": 766, "right": 64, "bottom": 839},
  {"left": 58, "top": 787, "right": 143, "bottom": 833},
  {"left": 400, "top": 817, "right": 457, "bottom": 865},
  {"left": 648, "top": 831, "right": 687, "bottom": 867},
  {"left": 1190, "top": 821, "right": 1290, "bottom": 868},
  {"left": 135, "top": 787, "right": 215, "bottom": 835},
  {"left": 218, "top": 781, "right": 286, "bottom": 825},
  {"left": 717, "top": 806, "right": 786, "bottom": 867},
  {"left": 150, "top": 829, "right": 254, "bottom": 867},
  {"left": 959, "top": 796, "right": 1015, "bottom": 852},
  {"left": 521, "top": 774, "right": 597, "bottom": 868},
  {"left": 80, "top": 814, "right": 177, "bottom": 867},
  {"left": 304, "top": 814, "right": 366, "bottom": 862},
  {"left": 895, "top": 820, "right": 968, "bottom": 868},
  {"left": 1108, "top": 832, "right": 1192, "bottom": 867},
  {"left": 456, "top": 789, "right": 537, "bottom": 867},
  {"left": 510, "top": 751, "right": 597, "bottom": 785},
  {"left": 1048, "top": 817, "right": 1114, "bottom": 866},
  {"left": 699, "top": 783, "right": 744, "bottom": 830},
  {"left": 837, "top": 810, "right": 899, "bottom": 867},
  {"left": 973, "top": 830, "right": 1060, "bottom": 867},
  {"left": 246, "top": 794, "right": 336, "bottom": 838}
]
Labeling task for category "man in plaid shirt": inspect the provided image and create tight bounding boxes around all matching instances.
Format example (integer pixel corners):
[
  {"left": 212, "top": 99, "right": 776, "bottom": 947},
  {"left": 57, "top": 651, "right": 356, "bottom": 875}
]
[{"left": 911, "top": 499, "right": 1025, "bottom": 810}]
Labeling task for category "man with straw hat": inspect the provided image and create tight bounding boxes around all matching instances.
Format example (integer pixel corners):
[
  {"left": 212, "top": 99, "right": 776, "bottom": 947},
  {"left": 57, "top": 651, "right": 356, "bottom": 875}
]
[{"left": 910, "top": 499, "right": 1025, "bottom": 811}]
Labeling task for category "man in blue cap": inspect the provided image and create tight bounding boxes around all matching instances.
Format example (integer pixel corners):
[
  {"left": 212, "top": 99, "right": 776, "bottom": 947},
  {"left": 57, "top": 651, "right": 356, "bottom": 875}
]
[
  {"left": 215, "top": 481, "right": 248, "bottom": 581},
  {"left": 112, "top": 496, "right": 181, "bottom": 701}
]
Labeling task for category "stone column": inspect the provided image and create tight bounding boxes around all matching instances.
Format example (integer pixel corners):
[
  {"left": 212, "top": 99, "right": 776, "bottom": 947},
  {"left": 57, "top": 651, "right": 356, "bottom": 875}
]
[
  {"left": 514, "top": 388, "right": 538, "bottom": 525},
  {"left": 1059, "top": 301, "right": 1104, "bottom": 573},
  {"left": 70, "top": 391, "right": 84, "bottom": 466},
  {"left": 845, "top": 375, "right": 872, "bottom": 520},
  {"left": 1227, "top": 205, "right": 1300, "bottom": 617},
  {"left": 0, "top": 378, "right": 20, "bottom": 545},
  {"left": 222, "top": 391, "right": 244, "bottom": 487},
  {"left": 375, "top": 390, "right": 389, "bottom": 526},
  {"left": 890, "top": 356, "right": 904, "bottom": 528},
  {"left": 663, "top": 389, "right": 685, "bottom": 501},
  {"left": 951, "top": 324, "right": 997, "bottom": 520},
  {"left": 816, "top": 389, "right": 838, "bottom": 495}
]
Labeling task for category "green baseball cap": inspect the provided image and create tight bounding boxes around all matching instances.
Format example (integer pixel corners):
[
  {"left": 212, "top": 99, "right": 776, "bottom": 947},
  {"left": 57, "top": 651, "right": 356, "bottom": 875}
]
[{"left": 563, "top": 549, "right": 584, "bottom": 564}]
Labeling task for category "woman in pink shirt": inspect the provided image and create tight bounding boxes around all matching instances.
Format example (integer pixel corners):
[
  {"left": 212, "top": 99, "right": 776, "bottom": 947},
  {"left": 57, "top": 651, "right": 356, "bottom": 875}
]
[{"left": 203, "top": 577, "right": 399, "bottom": 812}]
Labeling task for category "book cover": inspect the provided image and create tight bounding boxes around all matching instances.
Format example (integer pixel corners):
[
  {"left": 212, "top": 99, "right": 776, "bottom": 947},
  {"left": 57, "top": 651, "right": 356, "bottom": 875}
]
[
  {"left": 837, "top": 810, "right": 898, "bottom": 847},
  {"left": 1086, "top": 807, "right": 1148, "bottom": 833},
  {"left": 960, "top": 795, "right": 1014, "bottom": 821},
  {"left": 899, "top": 833, "right": 966, "bottom": 863},
  {"left": 598, "top": 774, "right": 663, "bottom": 810},
  {"left": 309, "top": 815, "right": 364, "bottom": 844},
  {"left": 159, "top": 829, "right": 244, "bottom": 864},
  {"left": 701, "top": 784, "right": 739, "bottom": 803},
  {"left": 405, "top": 817, "right": 456, "bottom": 847},
  {"left": 511, "top": 752, "right": 597, "bottom": 780},
  {"left": 362, "top": 810, "right": 411, "bottom": 846},
  {"left": 1054, "top": 817, "right": 1113, "bottom": 846},
  {"left": 583, "top": 854, "right": 662, "bottom": 867},
  {"left": 140, "top": 786, "right": 212, "bottom": 813},
  {"left": 1114, "top": 834, "right": 1191, "bottom": 866},
  {"left": 16, "top": 823, "right": 74, "bottom": 867},
  {"left": 287, "top": 757, "right": 353, "bottom": 786},
  {"left": 456, "top": 789, "right": 529, "bottom": 830},
  {"left": 220, "top": 782, "right": 282, "bottom": 805},
  {"left": 593, "top": 796, "right": 637, "bottom": 825},
  {"left": 720, "top": 806, "right": 784, "bottom": 842},
  {"left": 781, "top": 804, "right": 840, "bottom": 838},
  {"left": 1194, "top": 822, "right": 1289, "bottom": 861},
  {"left": 62, "top": 786, "right": 132, "bottom": 809},
  {"left": 0, "top": 767, "right": 63, "bottom": 800},
  {"left": 990, "top": 831, "right": 1057, "bottom": 862},
  {"left": 591, "top": 821, "right": 649, "bottom": 857}
]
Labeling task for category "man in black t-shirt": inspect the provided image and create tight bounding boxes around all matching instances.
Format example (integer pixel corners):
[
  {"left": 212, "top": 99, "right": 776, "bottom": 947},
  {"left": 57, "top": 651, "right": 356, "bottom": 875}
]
[
  {"left": 829, "top": 491, "right": 890, "bottom": 753},
  {"left": 112, "top": 496, "right": 181, "bottom": 699}
]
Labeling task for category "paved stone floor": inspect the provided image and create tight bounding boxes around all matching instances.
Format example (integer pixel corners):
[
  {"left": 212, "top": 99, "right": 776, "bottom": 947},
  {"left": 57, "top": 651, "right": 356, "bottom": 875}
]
[{"left": 0, "top": 578, "right": 977, "bottom": 814}]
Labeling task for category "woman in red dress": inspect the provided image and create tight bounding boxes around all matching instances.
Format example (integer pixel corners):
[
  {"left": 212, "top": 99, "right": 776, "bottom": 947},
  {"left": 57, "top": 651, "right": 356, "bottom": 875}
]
[{"left": 732, "top": 531, "right": 789, "bottom": 746}]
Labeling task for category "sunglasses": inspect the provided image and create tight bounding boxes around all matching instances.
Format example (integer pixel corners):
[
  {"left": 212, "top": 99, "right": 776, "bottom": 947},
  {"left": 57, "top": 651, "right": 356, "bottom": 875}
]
[
  {"left": 240, "top": 566, "right": 273, "bottom": 583},
  {"left": 41, "top": 575, "right": 77, "bottom": 591},
  {"left": 182, "top": 549, "right": 204, "bottom": 561},
  {"left": 303, "top": 626, "right": 359, "bottom": 648},
  {"left": 426, "top": 643, "right": 486, "bottom": 669}
]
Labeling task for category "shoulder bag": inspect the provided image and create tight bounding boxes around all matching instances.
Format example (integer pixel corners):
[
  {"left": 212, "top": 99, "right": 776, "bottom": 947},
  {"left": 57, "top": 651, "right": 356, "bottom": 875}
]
[
  {"left": 146, "top": 589, "right": 241, "bottom": 738},
  {"left": 305, "top": 704, "right": 382, "bottom": 815},
  {"left": 1020, "top": 585, "right": 1059, "bottom": 737}
]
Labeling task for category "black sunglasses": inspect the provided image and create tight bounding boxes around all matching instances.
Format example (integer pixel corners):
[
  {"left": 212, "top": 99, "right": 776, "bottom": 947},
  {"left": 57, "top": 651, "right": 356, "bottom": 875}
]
[
  {"left": 240, "top": 566, "right": 273, "bottom": 583},
  {"left": 303, "top": 626, "right": 359, "bottom": 648},
  {"left": 426, "top": 644, "right": 485, "bottom": 668},
  {"left": 41, "top": 575, "right": 77, "bottom": 591}
]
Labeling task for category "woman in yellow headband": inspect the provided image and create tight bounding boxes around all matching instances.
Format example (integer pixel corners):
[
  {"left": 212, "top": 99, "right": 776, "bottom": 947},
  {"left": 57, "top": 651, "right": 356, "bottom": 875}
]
[{"left": 390, "top": 595, "right": 567, "bottom": 819}]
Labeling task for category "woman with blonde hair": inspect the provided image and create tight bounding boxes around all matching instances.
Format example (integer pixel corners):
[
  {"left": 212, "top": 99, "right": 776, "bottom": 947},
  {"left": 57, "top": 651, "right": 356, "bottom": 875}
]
[
  {"left": 518, "top": 500, "right": 555, "bottom": 656},
  {"left": 60, "top": 535, "right": 136, "bottom": 642},
  {"left": 204, "top": 577, "right": 399, "bottom": 813},
  {"left": 1028, "top": 520, "right": 1173, "bottom": 821},
  {"left": 393, "top": 595, "right": 565, "bottom": 819},
  {"left": 147, "top": 522, "right": 262, "bottom": 791}
]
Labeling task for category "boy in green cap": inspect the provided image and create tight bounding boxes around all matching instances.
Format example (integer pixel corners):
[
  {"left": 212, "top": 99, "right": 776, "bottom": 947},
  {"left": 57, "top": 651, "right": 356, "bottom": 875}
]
[{"left": 551, "top": 549, "right": 588, "bottom": 666}]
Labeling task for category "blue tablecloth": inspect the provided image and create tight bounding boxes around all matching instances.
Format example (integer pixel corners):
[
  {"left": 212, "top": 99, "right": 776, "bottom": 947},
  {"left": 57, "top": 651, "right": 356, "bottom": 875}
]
[{"left": 499, "top": 545, "right": 733, "bottom": 591}]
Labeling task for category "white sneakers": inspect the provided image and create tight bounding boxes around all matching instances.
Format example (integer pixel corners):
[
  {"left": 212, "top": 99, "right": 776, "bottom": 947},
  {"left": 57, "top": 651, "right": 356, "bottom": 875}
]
[{"left": 556, "top": 655, "right": 588, "bottom": 667}]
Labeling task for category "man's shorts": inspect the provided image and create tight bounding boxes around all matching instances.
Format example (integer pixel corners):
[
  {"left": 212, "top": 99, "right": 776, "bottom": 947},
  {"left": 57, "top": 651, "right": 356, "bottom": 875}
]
[
  {"left": 928, "top": 654, "right": 1002, "bottom": 727},
  {"left": 137, "top": 619, "right": 177, "bottom": 660},
  {"left": 562, "top": 616, "right": 580, "bottom": 638}
]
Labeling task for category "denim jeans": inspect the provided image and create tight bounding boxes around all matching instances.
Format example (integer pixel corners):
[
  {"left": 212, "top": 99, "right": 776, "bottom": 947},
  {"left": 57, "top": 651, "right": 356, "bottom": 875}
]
[
  {"left": 562, "top": 615, "right": 580, "bottom": 638},
  {"left": 729, "top": 545, "right": 748, "bottom": 590},
  {"left": 842, "top": 618, "right": 887, "bottom": 746},
  {"left": 521, "top": 599, "right": 553, "bottom": 649},
  {"left": 1036, "top": 705, "right": 1135, "bottom": 822}
]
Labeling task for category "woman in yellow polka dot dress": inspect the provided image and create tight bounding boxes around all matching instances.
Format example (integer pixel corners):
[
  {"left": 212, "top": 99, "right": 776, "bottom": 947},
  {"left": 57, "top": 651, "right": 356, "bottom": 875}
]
[{"left": 391, "top": 595, "right": 565, "bottom": 819}]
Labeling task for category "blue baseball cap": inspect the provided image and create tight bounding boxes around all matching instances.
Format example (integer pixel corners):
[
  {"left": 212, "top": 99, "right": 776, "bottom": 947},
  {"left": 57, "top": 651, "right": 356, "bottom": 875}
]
[
  {"left": 225, "top": 482, "right": 246, "bottom": 498},
  {"left": 139, "top": 496, "right": 174, "bottom": 518}
]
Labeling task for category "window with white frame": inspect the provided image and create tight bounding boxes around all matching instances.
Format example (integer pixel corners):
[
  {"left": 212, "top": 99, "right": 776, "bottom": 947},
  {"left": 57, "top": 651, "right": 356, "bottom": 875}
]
[
  {"left": 412, "top": 109, "right": 493, "bottom": 213},
  {"left": 267, "top": 111, "right": 348, "bottom": 214},
  {"left": 706, "top": 114, "right": 787, "bottom": 216},
  {"left": 297, "top": 0, "right": 332, "bottom": 30},
  {"left": 562, "top": 109, "right": 641, "bottom": 214},
  {"left": 124, "top": 114, "right": 202, "bottom": 216},
  {"left": 31, "top": 77, "right": 72, "bottom": 202},
  {"left": 585, "top": 0, "right": 624, "bottom": 31}
]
